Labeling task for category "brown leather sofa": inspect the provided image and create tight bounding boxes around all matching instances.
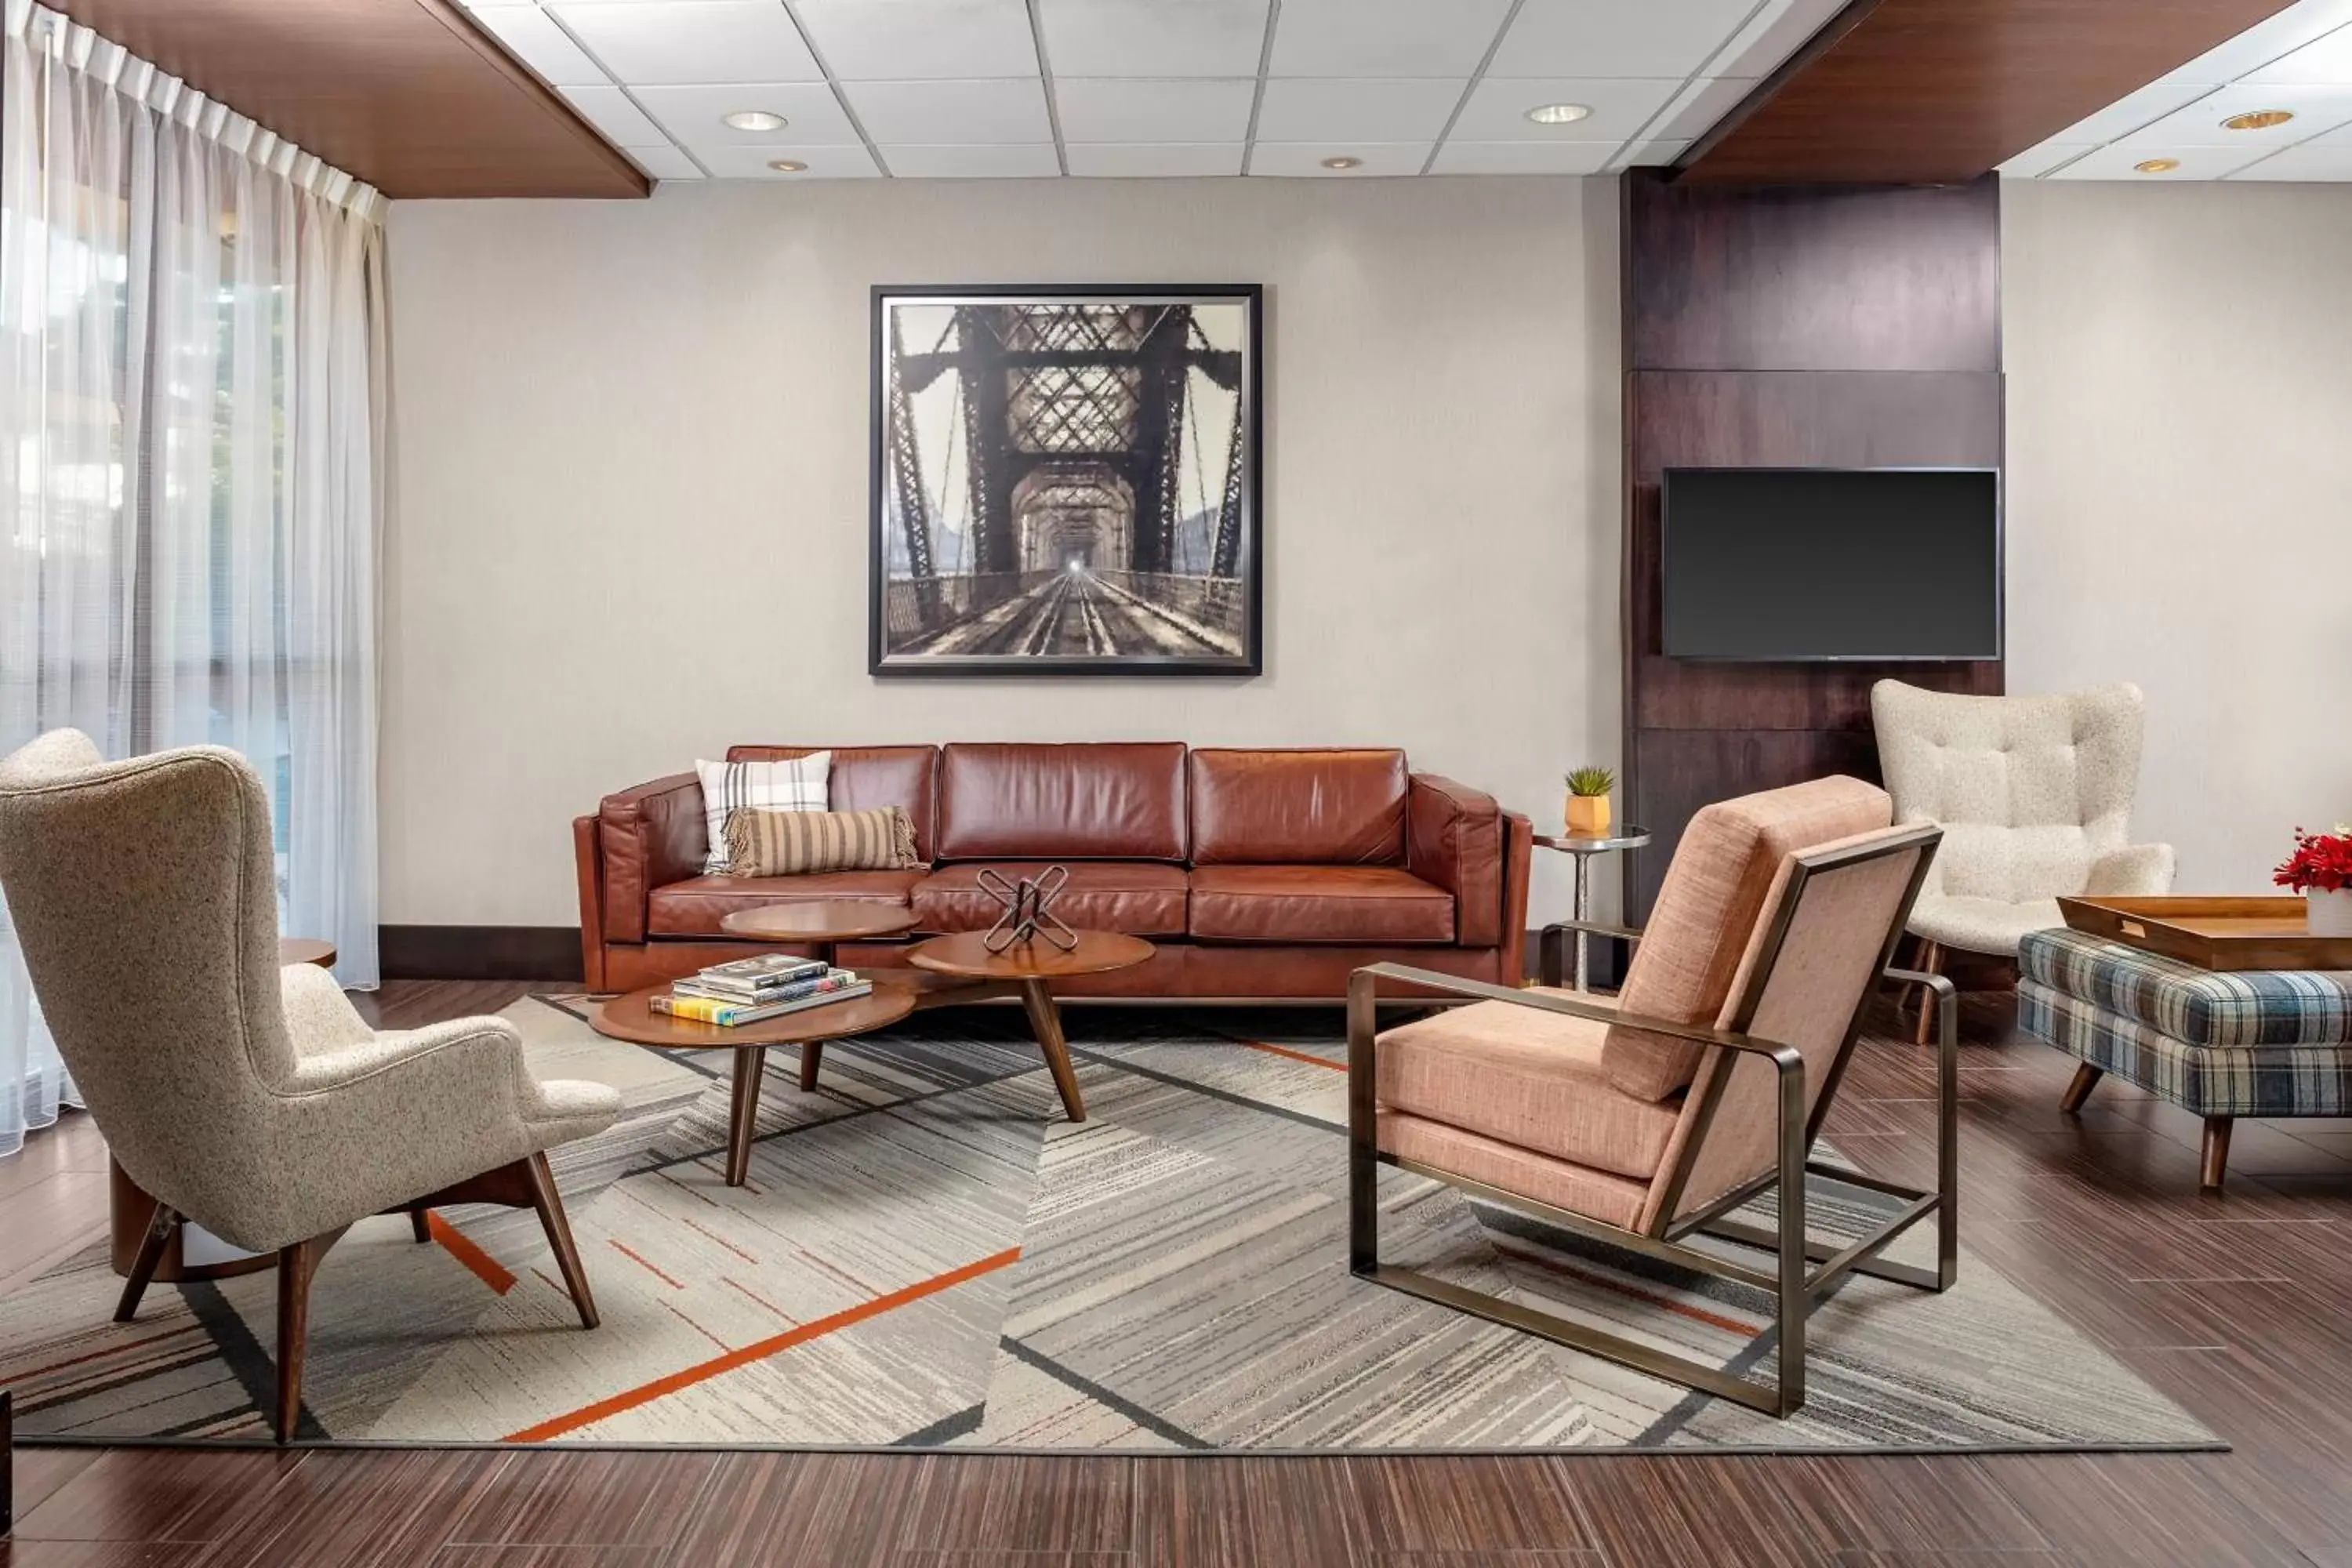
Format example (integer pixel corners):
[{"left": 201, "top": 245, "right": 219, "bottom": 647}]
[{"left": 574, "top": 742, "right": 1531, "bottom": 1000}]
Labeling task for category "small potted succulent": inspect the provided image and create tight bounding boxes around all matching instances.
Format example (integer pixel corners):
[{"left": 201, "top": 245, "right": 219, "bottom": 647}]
[
  {"left": 2275, "top": 824, "right": 2352, "bottom": 938},
  {"left": 1564, "top": 766, "right": 1616, "bottom": 839}
]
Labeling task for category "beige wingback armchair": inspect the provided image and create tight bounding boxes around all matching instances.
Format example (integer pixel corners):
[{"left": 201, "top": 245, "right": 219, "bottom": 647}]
[
  {"left": 1872, "top": 680, "right": 2174, "bottom": 1039},
  {"left": 0, "top": 730, "right": 622, "bottom": 1442},
  {"left": 1349, "top": 777, "right": 1955, "bottom": 1417}
]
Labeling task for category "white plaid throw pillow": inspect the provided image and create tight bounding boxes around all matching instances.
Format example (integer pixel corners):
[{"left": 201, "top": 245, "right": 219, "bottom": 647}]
[{"left": 695, "top": 753, "right": 830, "bottom": 874}]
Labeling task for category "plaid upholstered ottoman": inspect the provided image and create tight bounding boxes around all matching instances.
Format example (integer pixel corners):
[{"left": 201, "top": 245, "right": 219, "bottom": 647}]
[{"left": 2018, "top": 927, "right": 2352, "bottom": 1190}]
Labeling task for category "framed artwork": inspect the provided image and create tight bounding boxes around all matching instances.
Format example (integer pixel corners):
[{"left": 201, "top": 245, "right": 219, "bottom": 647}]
[{"left": 869, "top": 284, "right": 1263, "bottom": 677}]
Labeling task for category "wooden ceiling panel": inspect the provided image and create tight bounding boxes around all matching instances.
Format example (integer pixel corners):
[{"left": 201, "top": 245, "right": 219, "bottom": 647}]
[
  {"left": 1680, "top": 0, "right": 2300, "bottom": 185},
  {"left": 45, "top": 0, "right": 648, "bottom": 198}
]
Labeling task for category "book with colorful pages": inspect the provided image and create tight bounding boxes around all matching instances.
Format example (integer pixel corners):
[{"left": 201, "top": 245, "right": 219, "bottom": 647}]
[{"left": 650, "top": 980, "right": 874, "bottom": 1027}]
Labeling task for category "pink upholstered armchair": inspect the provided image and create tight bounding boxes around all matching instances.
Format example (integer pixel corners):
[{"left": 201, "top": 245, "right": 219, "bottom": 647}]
[{"left": 1347, "top": 777, "right": 1955, "bottom": 1417}]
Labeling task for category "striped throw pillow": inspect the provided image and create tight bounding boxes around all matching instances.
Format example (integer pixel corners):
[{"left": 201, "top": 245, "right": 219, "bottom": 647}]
[
  {"left": 724, "top": 806, "right": 922, "bottom": 876},
  {"left": 696, "top": 753, "right": 829, "bottom": 874}
]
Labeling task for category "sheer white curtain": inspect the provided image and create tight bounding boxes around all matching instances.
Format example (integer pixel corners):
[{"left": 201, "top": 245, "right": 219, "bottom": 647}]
[{"left": 0, "top": 0, "right": 386, "bottom": 1157}]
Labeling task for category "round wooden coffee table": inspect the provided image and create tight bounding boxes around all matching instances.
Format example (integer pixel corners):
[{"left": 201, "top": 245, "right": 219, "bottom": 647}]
[
  {"left": 908, "top": 931, "right": 1155, "bottom": 1123},
  {"left": 593, "top": 983, "right": 916, "bottom": 1186},
  {"left": 717, "top": 901, "right": 920, "bottom": 1090}
]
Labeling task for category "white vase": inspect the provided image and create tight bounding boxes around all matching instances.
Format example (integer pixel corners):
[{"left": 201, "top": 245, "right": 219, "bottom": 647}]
[{"left": 2309, "top": 887, "right": 2352, "bottom": 938}]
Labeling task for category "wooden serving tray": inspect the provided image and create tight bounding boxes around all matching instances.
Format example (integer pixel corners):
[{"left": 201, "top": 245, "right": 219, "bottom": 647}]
[{"left": 2056, "top": 896, "right": 2352, "bottom": 972}]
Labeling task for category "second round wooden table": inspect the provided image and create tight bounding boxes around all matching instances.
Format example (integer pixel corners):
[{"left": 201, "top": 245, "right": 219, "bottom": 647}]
[{"left": 908, "top": 930, "right": 1155, "bottom": 1122}]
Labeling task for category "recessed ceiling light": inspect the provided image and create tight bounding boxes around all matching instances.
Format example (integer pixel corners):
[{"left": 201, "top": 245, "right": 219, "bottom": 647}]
[
  {"left": 768, "top": 158, "right": 809, "bottom": 173},
  {"left": 2222, "top": 108, "right": 2295, "bottom": 131},
  {"left": 2134, "top": 158, "right": 2181, "bottom": 174},
  {"left": 1525, "top": 103, "right": 1592, "bottom": 125},
  {"left": 723, "top": 110, "right": 789, "bottom": 132},
  {"left": 1320, "top": 155, "right": 1363, "bottom": 170}
]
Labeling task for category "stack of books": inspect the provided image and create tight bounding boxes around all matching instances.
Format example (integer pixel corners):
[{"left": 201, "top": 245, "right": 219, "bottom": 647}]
[{"left": 652, "top": 953, "right": 873, "bottom": 1026}]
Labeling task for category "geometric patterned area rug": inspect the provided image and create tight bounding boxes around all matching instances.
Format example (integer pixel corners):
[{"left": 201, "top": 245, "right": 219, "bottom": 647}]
[{"left": 0, "top": 998, "right": 2217, "bottom": 1453}]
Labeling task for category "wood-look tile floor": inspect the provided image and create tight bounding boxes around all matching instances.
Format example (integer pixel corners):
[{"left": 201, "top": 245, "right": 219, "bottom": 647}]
[{"left": 5, "top": 978, "right": 2350, "bottom": 1566}]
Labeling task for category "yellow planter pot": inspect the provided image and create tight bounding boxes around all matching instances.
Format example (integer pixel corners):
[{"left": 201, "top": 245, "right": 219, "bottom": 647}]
[{"left": 1566, "top": 793, "right": 1612, "bottom": 838}]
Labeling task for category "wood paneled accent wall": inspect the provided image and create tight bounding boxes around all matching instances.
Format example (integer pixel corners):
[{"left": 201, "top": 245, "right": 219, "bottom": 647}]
[{"left": 1620, "top": 170, "right": 2004, "bottom": 919}]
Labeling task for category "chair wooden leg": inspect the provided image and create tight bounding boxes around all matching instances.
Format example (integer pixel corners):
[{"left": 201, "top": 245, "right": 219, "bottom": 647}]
[
  {"left": 115, "top": 1203, "right": 178, "bottom": 1323},
  {"left": 1912, "top": 939, "right": 1946, "bottom": 1047},
  {"left": 274, "top": 1236, "right": 320, "bottom": 1444},
  {"left": 2059, "top": 1063, "right": 2104, "bottom": 1115},
  {"left": 798, "top": 1042, "right": 823, "bottom": 1091},
  {"left": 409, "top": 1204, "right": 432, "bottom": 1243},
  {"left": 2201, "top": 1116, "right": 2234, "bottom": 1192},
  {"left": 521, "top": 1152, "right": 600, "bottom": 1330}
]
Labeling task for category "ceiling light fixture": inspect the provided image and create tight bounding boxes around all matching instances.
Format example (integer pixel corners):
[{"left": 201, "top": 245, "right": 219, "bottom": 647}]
[
  {"left": 1320, "top": 155, "right": 1363, "bottom": 169},
  {"left": 723, "top": 110, "right": 789, "bottom": 132},
  {"left": 2222, "top": 109, "right": 2295, "bottom": 131},
  {"left": 1525, "top": 103, "right": 1592, "bottom": 125},
  {"left": 2133, "top": 158, "right": 2181, "bottom": 174},
  {"left": 768, "top": 158, "right": 809, "bottom": 173}
]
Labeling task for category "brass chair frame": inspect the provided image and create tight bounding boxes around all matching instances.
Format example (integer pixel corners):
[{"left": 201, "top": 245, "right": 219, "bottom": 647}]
[{"left": 1347, "top": 825, "right": 1957, "bottom": 1417}]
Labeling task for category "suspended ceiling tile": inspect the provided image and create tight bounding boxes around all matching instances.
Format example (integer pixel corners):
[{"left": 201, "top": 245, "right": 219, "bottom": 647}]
[
  {"left": 793, "top": 0, "right": 1040, "bottom": 82},
  {"left": 2046, "top": 142, "right": 2273, "bottom": 179},
  {"left": 550, "top": 1, "right": 823, "bottom": 85},
  {"left": 842, "top": 78, "right": 1054, "bottom": 143},
  {"left": 2243, "top": 22, "right": 2352, "bottom": 83},
  {"left": 1267, "top": 0, "right": 1514, "bottom": 78},
  {"left": 2112, "top": 81, "right": 2352, "bottom": 147},
  {"left": 1998, "top": 141, "right": 2095, "bottom": 177},
  {"left": 466, "top": 5, "right": 608, "bottom": 88},
  {"left": 1053, "top": 78, "right": 1257, "bottom": 143},
  {"left": 1032, "top": 0, "right": 1269, "bottom": 78},
  {"left": 692, "top": 143, "right": 883, "bottom": 177},
  {"left": 629, "top": 82, "right": 862, "bottom": 149},
  {"left": 1490, "top": 0, "right": 1766, "bottom": 80},
  {"left": 1064, "top": 142, "right": 1247, "bottom": 176},
  {"left": 2227, "top": 140, "right": 2352, "bottom": 174},
  {"left": 1449, "top": 75, "right": 1682, "bottom": 142},
  {"left": 1427, "top": 139, "right": 1619, "bottom": 174},
  {"left": 880, "top": 143, "right": 1065, "bottom": 177},
  {"left": 557, "top": 83, "right": 668, "bottom": 143},
  {"left": 2169, "top": 0, "right": 2352, "bottom": 81},
  {"left": 1252, "top": 78, "right": 1464, "bottom": 143},
  {"left": 1247, "top": 141, "right": 1432, "bottom": 176},
  {"left": 621, "top": 143, "right": 704, "bottom": 179}
]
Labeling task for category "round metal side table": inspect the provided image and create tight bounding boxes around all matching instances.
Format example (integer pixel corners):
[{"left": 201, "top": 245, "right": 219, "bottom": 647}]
[{"left": 1533, "top": 828, "right": 1651, "bottom": 993}]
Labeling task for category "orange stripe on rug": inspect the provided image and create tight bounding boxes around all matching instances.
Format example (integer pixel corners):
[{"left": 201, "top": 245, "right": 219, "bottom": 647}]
[
  {"left": 1236, "top": 1038, "right": 1346, "bottom": 1072},
  {"left": 503, "top": 1245, "right": 1022, "bottom": 1443},
  {"left": 429, "top": 1213, "right": 515, "bottom": 1294},
  {"left": 608, "top": 1240, "right": 684, "bottom": 1290}
]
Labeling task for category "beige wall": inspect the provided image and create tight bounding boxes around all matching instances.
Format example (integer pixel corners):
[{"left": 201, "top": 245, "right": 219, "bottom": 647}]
[
  {"left": 2002, "top": 180, "right": 2352, "bottom": 895},
  {"left": 383, "top": 177, "right": 1621, "bottom": 927}
]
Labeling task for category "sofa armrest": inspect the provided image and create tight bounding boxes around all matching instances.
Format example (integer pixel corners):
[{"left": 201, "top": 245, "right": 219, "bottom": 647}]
[
  {"left": 597, "top": 771, "right": 704, "bottom": 945},
  {"left": 2086, "top": 843, "right": 2176, "bottom": 897},
  {"left": 1406, "top": 773, "right": 1504, "bottom": 948}
]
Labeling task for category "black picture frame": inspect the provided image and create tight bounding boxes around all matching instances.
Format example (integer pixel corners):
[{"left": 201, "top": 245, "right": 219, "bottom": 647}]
[{"left": 869, "top": 283, "right": 1264, "bottom": 677}]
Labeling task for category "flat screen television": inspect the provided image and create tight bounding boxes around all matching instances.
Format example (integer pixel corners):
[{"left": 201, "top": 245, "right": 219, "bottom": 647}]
[{"left": 1661, "top": 467, "right": 2001, "bottom": 661}]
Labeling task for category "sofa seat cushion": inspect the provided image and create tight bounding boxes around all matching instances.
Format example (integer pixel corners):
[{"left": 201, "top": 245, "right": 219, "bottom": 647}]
[
  {"left": 647, "top": 869, "right": 924, "bottom": 938},
  {"left": 1187, "top": 865, "right": 1454, "bottom": 945},
  {"left": 1375, "top": 1001, "right": 1681, "bottom": 1181},
  {"left": 1377, "top": 1111, "right": 1650, "bottom": 1230},
  {"left": 913, "top": 861, "right": 1188, "bottom": 937}
]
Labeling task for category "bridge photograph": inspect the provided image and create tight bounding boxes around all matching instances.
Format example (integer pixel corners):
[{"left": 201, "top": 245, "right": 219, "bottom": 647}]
[{"left": 869, "top": 287, "right": 1261, "bottom": 676}]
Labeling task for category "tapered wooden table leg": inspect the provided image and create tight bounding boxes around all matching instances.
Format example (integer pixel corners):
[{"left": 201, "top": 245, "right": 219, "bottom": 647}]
[
  {"left": 727, "top": 1046, "right": 768, "bottom": 1187},
  {"left": 2200, "top": 1116, "right": 2234, "bottom": 1192},
  {"left": 2059, "top": 1062, "right": 2104, "bottom": 1115},
  {"left": 798, "top": 1042, "right": 824, "bottom": 1091},
  {"left": 1018, "top": 979, "right": 1087, "bottom": 1122}
]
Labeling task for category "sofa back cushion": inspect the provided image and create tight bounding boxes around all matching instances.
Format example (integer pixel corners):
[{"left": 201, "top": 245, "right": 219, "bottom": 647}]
[
  {"left": 728, "top": 745, "right": 939, "bottom": 861},
  {"left": 935, "top": 742, "right": 1189, "bottom": 862},
  {"left": 1189, "top": 748, "right": 1408, "bottom": 866},
  {"left": 1602, "top": 775, "right": 1893, "bottom": 1102}
]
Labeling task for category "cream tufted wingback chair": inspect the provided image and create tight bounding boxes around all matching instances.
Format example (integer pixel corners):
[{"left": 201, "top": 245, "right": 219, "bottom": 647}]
[
  {"left": 1871, "top": 681, "right": 2174, "bottom": 1038},
  {"left": 0, "top": 729, "right": 623, "bottom": 1442}
]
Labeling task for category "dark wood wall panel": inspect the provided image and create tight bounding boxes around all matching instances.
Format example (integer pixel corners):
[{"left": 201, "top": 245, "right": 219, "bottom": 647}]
[
  {"left": 1619, "top": 169, "right": 2004, "bottom": 921},
  {"left": 1628, "top": 181, "right": 2000, "bottom": 372}
]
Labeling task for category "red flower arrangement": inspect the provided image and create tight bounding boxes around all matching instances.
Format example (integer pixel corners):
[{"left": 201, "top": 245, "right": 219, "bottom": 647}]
[{"left": 2274, "top": 826, "right": 2352, "bottom": 894}]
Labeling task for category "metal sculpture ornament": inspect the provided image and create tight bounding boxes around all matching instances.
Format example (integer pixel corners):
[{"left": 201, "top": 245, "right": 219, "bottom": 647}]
[{"left": 978, "top": 865, "right": 1080, "bottom": 953}]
